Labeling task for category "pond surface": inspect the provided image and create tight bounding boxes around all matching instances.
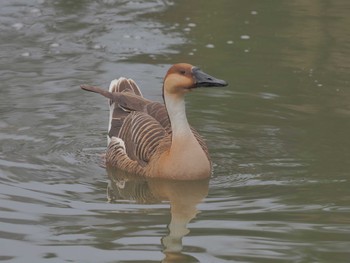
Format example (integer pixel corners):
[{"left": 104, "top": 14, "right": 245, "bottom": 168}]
[{"left": 1, "top": 0, "right": 350, "bottom": 262}]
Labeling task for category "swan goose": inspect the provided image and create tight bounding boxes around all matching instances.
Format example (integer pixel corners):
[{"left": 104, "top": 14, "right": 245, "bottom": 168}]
[{"left": 81, "top": 63, "right": 227, "bottom": 180}]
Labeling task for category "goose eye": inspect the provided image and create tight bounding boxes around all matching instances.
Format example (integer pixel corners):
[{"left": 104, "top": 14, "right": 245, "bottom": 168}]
[{"left": 179, "top": 70, "right": 186, "bottom": 75}]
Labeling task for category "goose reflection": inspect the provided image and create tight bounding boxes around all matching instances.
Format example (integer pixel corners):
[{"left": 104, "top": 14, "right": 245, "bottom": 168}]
[{"left": 106, "top": 167, "right": 209, "bottom": 262}]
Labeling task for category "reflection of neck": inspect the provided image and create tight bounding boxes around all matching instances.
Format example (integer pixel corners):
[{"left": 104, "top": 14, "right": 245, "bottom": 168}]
[
  {"left": 157, "top": 179, "right": 209, "bottom": 253},
  {"left": 162, "top": 202, "right": 198, "bottom": 252}
]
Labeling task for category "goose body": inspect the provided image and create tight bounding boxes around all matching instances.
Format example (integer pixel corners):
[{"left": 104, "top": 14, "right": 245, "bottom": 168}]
[{"left": 82, "top": 63, "right": 227, "bottom": 180}]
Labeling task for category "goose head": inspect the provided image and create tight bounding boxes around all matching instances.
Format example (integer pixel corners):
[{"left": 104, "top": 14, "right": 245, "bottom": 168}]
[{"left": 163, "top": 63, "right": 228, "bottom": 97}]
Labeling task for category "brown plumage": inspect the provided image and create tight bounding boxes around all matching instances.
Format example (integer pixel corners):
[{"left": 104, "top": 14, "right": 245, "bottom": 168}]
[{"left": 81, "top": 63, "right": 227, "bottom": 180}]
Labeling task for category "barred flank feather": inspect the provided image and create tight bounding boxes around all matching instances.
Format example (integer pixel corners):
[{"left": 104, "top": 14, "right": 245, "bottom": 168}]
[{"left": 106, "top": 137, "right": 145, "bottom": 176}]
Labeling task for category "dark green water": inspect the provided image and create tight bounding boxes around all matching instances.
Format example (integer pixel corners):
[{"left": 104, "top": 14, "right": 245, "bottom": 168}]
[{"left": 1, "top": 0, "right": 350, "bottom": 262}]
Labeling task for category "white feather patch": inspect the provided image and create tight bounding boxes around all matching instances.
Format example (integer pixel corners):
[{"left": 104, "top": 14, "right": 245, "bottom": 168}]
[
  {"left": 108, "top": 77, "right": 127, "bottom": 92},
  {"left": 110, "top": 137, "right": 126, "bottom": 151},
  {"left": 107, "top": 101, "right": 115, "bottom": 145}
]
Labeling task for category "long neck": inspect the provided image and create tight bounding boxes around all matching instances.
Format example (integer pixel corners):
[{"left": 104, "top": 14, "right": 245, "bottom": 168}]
[
  {"left": 161, "top": 91, "right": 211, "bottom": 179},
  {"left": 164, "top": 92, "right": 192, "bottom": 139}
]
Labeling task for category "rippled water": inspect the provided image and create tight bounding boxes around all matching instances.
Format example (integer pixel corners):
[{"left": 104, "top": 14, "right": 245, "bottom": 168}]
[{"left": 1, "top": 0, "right": 350, "bottom": 262}]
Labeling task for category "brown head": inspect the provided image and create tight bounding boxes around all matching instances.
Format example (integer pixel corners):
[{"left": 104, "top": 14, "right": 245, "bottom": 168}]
[{"left": 163, "top": 63, "right": 228, "bottom": 97}]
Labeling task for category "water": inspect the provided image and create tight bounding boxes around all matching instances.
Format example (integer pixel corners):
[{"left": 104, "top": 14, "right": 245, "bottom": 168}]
[{"left": 1, "top": 0, "right": 350, "bottom": 262}]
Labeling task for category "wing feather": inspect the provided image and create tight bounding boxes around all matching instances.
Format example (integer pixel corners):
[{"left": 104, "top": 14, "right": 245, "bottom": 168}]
[
  {"left": 145, "top": 102, "right": 171, "bottom": 132},
  {"left": 108, "top": 92, "right": 152, "bottom": 139},
  {"left": 118, "top": 111, "right": 167, "bottom": 167}
]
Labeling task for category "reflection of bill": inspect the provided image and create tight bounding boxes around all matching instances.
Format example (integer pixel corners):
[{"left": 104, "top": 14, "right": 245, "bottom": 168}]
[{"left": 106, "top": 167, "right": 209, "bottom": 261}]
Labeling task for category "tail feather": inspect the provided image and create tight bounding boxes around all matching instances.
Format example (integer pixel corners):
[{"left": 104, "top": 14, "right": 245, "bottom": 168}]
[
  {"left": 82, "top": 78, "right": 143, "bottom": 146},
  {"left": 109, "top": 77, "right": 142, "bottom": 96},
  {"left": 108, "top": 78, "right": 142, "bottom": 144}
]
